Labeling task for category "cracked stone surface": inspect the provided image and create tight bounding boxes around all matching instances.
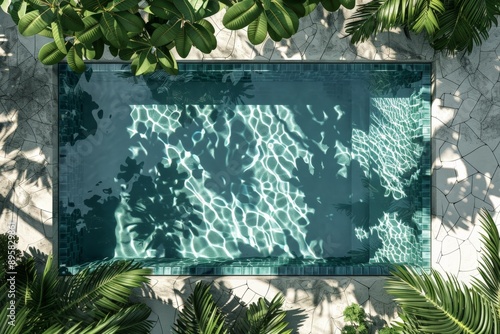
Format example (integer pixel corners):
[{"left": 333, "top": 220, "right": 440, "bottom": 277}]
[{"left": 1, "top": 5, "right": 500, "bottom": 334}]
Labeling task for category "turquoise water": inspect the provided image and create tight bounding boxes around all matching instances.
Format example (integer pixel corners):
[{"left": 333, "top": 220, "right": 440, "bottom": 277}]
[{"left": 58, "top": 63, "right": 431, "bottom": 275}]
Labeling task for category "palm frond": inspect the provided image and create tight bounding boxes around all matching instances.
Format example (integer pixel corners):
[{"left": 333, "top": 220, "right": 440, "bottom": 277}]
[
  {"left": 173, "top": 282, "right": 228, "bottom": 334},
  {"left": 346, "top": 0, "right": 443, "bottom": 43},
  {"left": 431, "top": 0, "right": 500, "bottom": 52},
  {"left": 57, "top": 260, "right": 152, "bottom": 324},
  {"left": 472, "top": 209, "right": 500, "bottom": 309},
  {"left": 234, "top": 293, "right": 291, "bottom": 334},
  {"left": 61, "top": 303, "right": 153, "bottom": 334},
  {"left": 386, "top": 265, "right": 499, "bottom": 333}
]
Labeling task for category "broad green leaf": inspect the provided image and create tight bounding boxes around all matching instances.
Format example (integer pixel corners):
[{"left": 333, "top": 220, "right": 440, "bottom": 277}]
[
  {"left": 157, "top": 47, "right": 178, "bottom": 75},
  {"left": 84, "top": 45, "right": 96, "bottom": 59},
  {"left": 25, "top": 0, "right": 46, "bottom": 7},
  {"left": 75, "top": 15, "right": 103, "bottom": 46},
  {"left": 188, "top": 0, "right": 206, "bottom": 11},
  {"left": 80, "top": 0, "right": 105, "bottom": 11},
  {"left": 67, "top": 44, "right": 86, "bottom": 73},
  {"left": 134, "top": 49, "right": 156, "bottom": 75},
  {"left": 198, "top": 18, "right": 215, "bottom": 33},
  {"left": 148, "top": 0, "right": 182, "bottom": 19},
  {"left": 204, "top": 0, "right": 220, "bottom": 17},
  {"left": 37, "top": 27, "right": 53, "bottom": 37},
  {"left": 105, "top": 0, "right": 137, "bottom": 12},
  {"left": 321, "top": 0, "right": 340, "bottom": 12},
  {"left": 174, "top": 0, "right": 195, "bottom": 21},
  {"left": 92, "top": 39, "right": 104, "bottom": 59},
  {"left": 109, "top": 45, "right": 118, "bottom": 56},
  {"left": 150, "top": 20, "right": 181, "bottom": 46},
  {"left": 186, "top": 22, "right": 216, "bottom": 53},
  {"left": 51, "top": 20, "right": 67, "bottom": 54},
  {"left": 1, "top": 0, "right": 11, "bottom": 13},
  {"left": 118, "top": 47, "right": 135, "bottom": 60},
  {"left": 265, "top": 2, "right": 297, "bottom": 39},
  {"left": 247, "top": 11, "right": 267, "bottom": 44},
  {"left": 9, "top": 1, "right": 27, "bottom": 24},
  {"left": 262, "top": 0, "right": 270, "bottom": 10},
  {"left": 38, "top": 41, "right": 66, "bottom": 64},
  {"left": 115, "top": 11, "right": 144, "bottom": 34},
  {"left": 175, "top": 26, "right": 192, "bottom": 57},
  {"left": 60, "top": 4, "right": 85, "bottom": 31},
  {"left": 100, "top": 12, "right": 128, "bottom": 48},
  {"left": 267, "top": 23, "right": 281, "bottom": 41},
  {"left": 18, "top": 8, "right": 56, "bottom": 36},
  {"left": 288, "top": 0, "right": 319, "bottom": 16},
  {"left": 339, "top": 0, "right": 355, "bottom": 10},
  {"left": 222, "top": 0, "right": 262, "bottom": 30}
]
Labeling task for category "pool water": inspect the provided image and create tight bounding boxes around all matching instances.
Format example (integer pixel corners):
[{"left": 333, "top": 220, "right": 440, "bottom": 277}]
[{"left": 58, "top": 63, "right": 431, "bottom": 275}]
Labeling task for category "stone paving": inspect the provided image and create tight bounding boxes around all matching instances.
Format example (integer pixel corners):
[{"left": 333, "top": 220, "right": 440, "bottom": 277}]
[{"left": 1, "top": 5, "right": 500, "bottom": 333}]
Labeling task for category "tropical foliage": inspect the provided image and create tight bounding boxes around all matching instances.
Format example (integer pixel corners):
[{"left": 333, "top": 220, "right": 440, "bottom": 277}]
[
  {"left": 385, "top": 209, "right": 500, "bottom": 333},
  {"left": 0, "top": 0, "right": 353, "bottom": 75},
  {"left": 2, "top": 0, "right": 498, "bottom": 76},
  {"left": 173, "top": 281, "right": 292, "bottom": 334},
  {"left": 0, "top": 249, "right": 153, "bottom": 334},
  {"left": 346, "top": 0, "right": 500, "bottom": 53},
  {"left": 341, "top": 303, "right": 369, "bottom": 334}
]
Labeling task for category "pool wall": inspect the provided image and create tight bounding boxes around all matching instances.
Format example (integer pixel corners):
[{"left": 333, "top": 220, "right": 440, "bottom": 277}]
[{"left": 1, "top": 6, "right": 499, "bottom": 333}]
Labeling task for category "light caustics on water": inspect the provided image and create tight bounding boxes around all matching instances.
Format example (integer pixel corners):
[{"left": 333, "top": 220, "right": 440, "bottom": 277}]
[
  {"left": 115, "top": 104, "right": 319, "bottom": 260},
  {"left": 113, "top": 91, "right": 426, "bottom": 264}
]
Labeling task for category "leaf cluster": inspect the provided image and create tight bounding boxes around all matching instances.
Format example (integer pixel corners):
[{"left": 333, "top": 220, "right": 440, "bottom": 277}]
[
  {"left": 0, "top": 0, "right": 354, "bottom": 75},
  {"left": 341, "top": 303, "right": 369, "bottom": 334},
  {"left": 345, "top": 0, "right": 500, "bottom": 53},
  {"left": 385, "top": 209, "right": 500, "bottom": 333},
  {"left": 0, "top": 250, "right": 154, "bottom": 333},
  {"left": 173, "top": 281, "right": 292, "bottom": 334}
]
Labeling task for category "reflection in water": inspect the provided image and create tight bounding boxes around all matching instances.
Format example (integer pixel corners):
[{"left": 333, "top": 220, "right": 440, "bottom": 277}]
[{"left": 58, "top": 63, "right": 431, "bottom": 274}]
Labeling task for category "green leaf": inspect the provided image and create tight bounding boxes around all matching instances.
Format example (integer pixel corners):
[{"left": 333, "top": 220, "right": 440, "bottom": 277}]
[
  {"left": 80, "top": 0, "right": 106, "bottom": 11},
  {"left": 472, "top": 209, "right": 500, "bottom": 307},
  {"left": 287, "top": 0, "right": 319, "bottom": 17},
  {"left": 105, "top": 0, "right": 137, "bottom": 12},
  {"left": 222, "top": 0, "right": 262, "bottom": 30},
  {"left": 134, "top": 49, "right": 156, "bottom": 76},
  {"left": 67, "top": 44, "right": 86, "bottom": 73},
  {"left": 60, "top": 4, "right": 85, "bottom": 31},
  {"left": 83, "top": 40, "right": 104, "bottom": 59},
  {"left": 186, "top": 22, "right": 216, "bottom": 53},
  {"left": 204, "top": 0, "right": 220, "bottom": 16},
  {"left": 321, "top": 0, "right": 341, "bottom": 12},
  {"left": 148, "top": 0, "right": 182, "bottom": 19},
  {"left": 172, "top": 282, "right": 228, "bottom": 334},
  {"left": 75, "top": 15, "right": 103, "bottom": 46},
  {"left": 157, "top": 47, "right": 178, "bottom": 75},
  {"left": 51, "top": 20, "right": 67, "bottom": 54},
  {"left": 118, "top": 47, "right": 135, "bottom": 60},
  {"left": 175, "top": 26, "right": 192, "bottom": 57},
  {"left": 339, "top": 0, "right": 355, "bottom": 10},
  {"left": 262, "top": 0, "right": 271, "bottom": 10},
  {"left": 188, "top": 0, "right": 206, "bottom": 11},
  {"left": 198, "top": 18, "right": 215, "bottom": 33},
  {"left": 38, "top": 41, "right": 67, "bottom": 64},
  {"left": 174, "top": 0, "right": 195, "bottom": 21},
  {"left": 265, "top": 1, "right": 297, "bottom": 39},
  {"left": 386, "top": 265, "right": 499, "bottom": 334},
  {"left": 18, "top": 8, "right": 56, "bottom": 36},
  {"left": 115, "top": 11, "right": 144, "bottom": 34},
  {"left": 9, "top": 1, "right": 27, "bottom": 25},
  {"left": 150, "top": 20, "right": 181, "bottom": 47},
  {"left": 267, "top": 23, "right": 281, "bottom": 41},
  {"left": 247, "top": 11, "right": 267, "bottom": 44},
  {"left": 100, "top": 12, "right": 128, "bottom": 48}
]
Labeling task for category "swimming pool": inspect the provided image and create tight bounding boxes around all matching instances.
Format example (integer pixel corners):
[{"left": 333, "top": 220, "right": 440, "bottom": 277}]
[{"left": 58, "top": 62, "right": 431, "bottom": 275}]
